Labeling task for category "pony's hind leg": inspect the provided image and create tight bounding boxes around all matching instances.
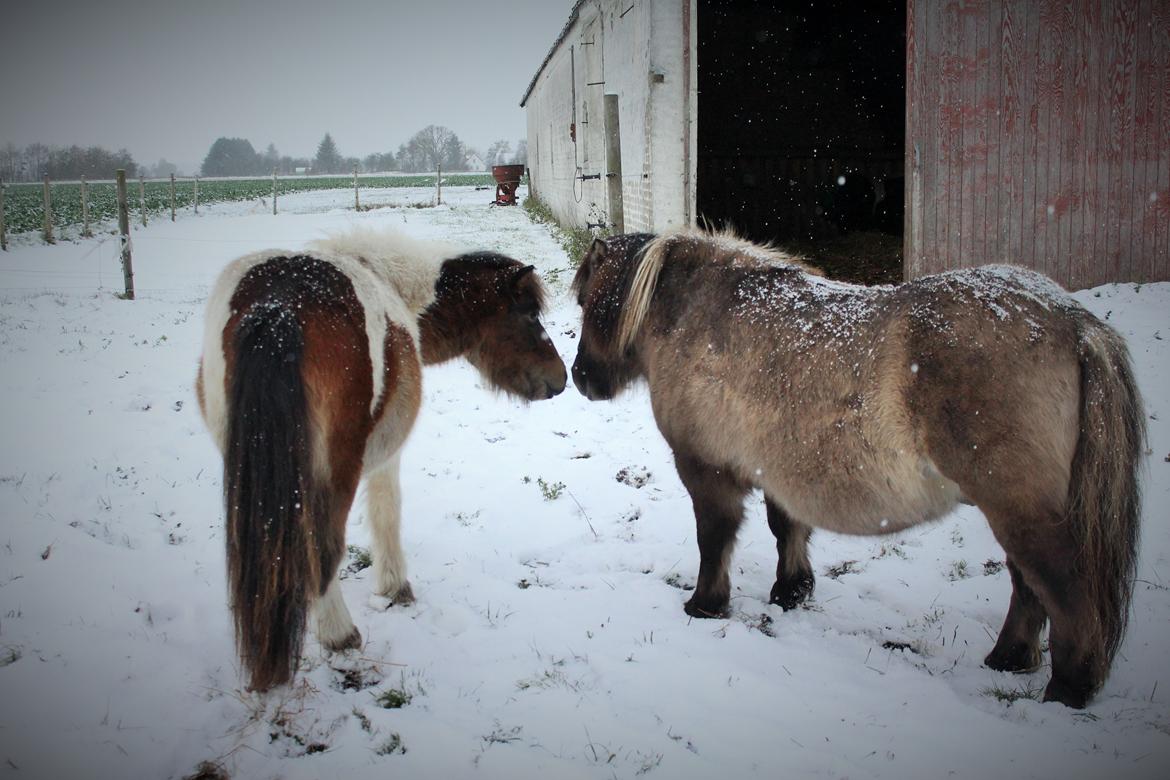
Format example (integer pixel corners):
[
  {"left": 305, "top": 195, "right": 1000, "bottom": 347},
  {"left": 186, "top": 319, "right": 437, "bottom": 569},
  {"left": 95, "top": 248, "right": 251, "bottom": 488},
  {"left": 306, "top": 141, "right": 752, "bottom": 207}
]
[
  {"left": 983, "top": 510, "right": 1103, "bottom": 708},
  {"left": 313, "top": 487, "right": 361, "bottom": 652},
  {"left": 673, "top": 450, "right": 751, "bottom": 619},
  {"left": 764, "top": 498, "right": 815, "bottom": 610},
  {"left": 314, "top": 576, "right": 361, "bottom": 652},
  {"left": 366, "top": 455, "right": 415, "bottom": 606},
  {"left": 984, "top": 560, "right": 1046, "bottom": 673}
]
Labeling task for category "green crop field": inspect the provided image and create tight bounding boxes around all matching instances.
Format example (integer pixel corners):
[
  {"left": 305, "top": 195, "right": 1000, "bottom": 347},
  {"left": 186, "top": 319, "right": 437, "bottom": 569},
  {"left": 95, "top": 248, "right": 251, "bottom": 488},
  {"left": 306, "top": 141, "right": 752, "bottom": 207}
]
[{"left": 0, "top": 173, "right": 496, "bottom": 237}]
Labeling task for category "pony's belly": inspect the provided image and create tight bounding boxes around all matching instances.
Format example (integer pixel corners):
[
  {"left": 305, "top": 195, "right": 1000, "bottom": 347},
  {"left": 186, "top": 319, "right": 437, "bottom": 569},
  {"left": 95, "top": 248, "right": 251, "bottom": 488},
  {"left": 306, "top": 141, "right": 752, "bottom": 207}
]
[{"left": 761, "top": 456, "right": 962, "bottom": 536}]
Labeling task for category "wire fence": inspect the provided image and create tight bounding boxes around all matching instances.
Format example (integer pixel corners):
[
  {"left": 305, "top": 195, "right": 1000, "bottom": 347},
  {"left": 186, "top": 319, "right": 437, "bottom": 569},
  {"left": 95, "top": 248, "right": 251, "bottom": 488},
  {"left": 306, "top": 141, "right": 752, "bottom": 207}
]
[{"left": 0, "top": 171, "right": 497, "bottom": 243}]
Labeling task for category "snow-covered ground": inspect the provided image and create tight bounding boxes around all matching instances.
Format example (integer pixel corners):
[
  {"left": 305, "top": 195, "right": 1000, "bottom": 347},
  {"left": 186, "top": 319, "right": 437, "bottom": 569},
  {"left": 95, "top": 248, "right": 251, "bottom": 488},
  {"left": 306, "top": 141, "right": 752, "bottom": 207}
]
[{"left": 0, "top": 188, "right": 1167, "bottom": 780}]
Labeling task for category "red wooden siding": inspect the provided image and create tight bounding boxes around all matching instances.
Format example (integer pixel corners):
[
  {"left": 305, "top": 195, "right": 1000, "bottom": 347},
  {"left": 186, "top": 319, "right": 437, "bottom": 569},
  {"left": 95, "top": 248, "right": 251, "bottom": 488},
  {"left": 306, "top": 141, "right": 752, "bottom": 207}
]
[{"left": 906, "top": 0, "right": 1170, "bottom": 289}]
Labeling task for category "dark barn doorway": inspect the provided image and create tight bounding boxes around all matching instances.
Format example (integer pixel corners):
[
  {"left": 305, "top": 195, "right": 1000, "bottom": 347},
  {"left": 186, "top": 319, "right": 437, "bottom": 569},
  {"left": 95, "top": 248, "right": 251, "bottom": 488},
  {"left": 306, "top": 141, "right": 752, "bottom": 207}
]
[{"left": 696, "top": 0, "right": 907, "bottom": 284}]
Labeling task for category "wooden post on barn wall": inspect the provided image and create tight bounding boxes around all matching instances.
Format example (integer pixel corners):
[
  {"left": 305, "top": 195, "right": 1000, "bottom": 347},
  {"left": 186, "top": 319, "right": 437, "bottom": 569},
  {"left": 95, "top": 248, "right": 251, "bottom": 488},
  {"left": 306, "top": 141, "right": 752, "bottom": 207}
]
[
  {"left": 116, "top": 169, "right": 134, "bottom": 300},
  {"left": 604, "top": 94, "right": 625, "bottom": 234}
]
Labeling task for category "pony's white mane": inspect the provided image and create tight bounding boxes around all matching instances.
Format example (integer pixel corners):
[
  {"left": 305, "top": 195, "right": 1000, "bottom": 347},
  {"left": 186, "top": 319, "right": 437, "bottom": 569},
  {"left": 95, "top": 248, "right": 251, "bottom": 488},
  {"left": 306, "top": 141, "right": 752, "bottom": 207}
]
[
  {"left": 615, "top": 227, "right": 800, "bottom": 353},
  {"left": 308, "top": 227, "right": 463, "bottom": 315}
]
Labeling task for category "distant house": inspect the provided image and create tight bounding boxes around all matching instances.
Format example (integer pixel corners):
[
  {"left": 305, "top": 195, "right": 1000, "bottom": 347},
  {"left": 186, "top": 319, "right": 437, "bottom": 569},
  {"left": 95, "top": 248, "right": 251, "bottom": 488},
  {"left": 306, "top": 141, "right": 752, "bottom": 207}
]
[
  {"left": 293, "top": 167, "right": 310, "bottom": 176},
  {"left": 465, "top": 153, "right": 486, "bottom": 172},
  {"left": 521, "top": 0, "right": 1169, "bottom": 289}
]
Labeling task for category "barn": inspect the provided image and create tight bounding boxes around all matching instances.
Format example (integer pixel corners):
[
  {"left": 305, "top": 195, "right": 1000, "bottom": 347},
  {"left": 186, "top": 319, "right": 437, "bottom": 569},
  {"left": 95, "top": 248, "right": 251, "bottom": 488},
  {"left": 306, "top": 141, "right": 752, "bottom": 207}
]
[{"left": 520, "top": 0, "right": 1169, "bottom": 289}]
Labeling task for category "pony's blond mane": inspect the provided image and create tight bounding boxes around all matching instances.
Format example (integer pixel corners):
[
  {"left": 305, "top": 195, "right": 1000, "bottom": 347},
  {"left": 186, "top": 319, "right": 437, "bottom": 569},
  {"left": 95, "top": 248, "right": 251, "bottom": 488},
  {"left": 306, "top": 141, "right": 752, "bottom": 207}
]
[{"left": 614, "top": 227, "right": 808, "bottom": 353}]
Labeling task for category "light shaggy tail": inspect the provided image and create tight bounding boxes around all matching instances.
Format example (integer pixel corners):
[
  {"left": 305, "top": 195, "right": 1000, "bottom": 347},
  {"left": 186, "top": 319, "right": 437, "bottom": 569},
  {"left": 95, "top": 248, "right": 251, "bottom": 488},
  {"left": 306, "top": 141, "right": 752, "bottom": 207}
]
[{"left": 1069, "top": 317, "right": 1144, "bottom": 686}]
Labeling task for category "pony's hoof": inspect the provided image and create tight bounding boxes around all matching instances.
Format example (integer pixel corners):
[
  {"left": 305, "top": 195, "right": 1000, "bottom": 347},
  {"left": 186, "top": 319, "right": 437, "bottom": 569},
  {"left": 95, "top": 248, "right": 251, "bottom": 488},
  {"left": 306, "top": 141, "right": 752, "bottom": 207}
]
[
  {"left": 372, "top": 581, "right": 415, "bottom": 609},
  {"left": 322, "top": 626, "right": 362, "bottom": 653},
  {"left": 769, "top": 575, "right": 815, "bottom": 611},
  {"left": 1041, "top": 677, "right": 1090, "bottom": 709},
  {"left": 683, "top": 596, "right": 729, "bottom": 619},
  {"left": 392, "top": 581, "right": 415, "bottom": 605},
  {"left": 984, "top": 643, "right": 1042, "bottom": 674}
]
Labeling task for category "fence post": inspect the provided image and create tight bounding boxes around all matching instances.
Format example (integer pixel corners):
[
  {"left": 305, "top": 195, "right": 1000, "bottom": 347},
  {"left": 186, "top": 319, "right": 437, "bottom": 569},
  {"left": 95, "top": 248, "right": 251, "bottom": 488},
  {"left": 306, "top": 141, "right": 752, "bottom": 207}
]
[
  {"left": 194, "top": 176, "right": 200, "bottom": 214},
  {"left": 604, "top": 94, "right": 625, "bottom": 234},
  {"left": 139, "top": 174, "right": 147, "bottom": 227},
  {"left": 42, "top": 174, "right": 54, "bottom": 243},
  {"left": 354, "top": 166, "right": 359, "bottom": 211},
  {"left": 81, "top": 176, "right": 92, "bottom": 237},
  {"left": 436, "top": 164, "right": 442, "bottom": 205},
  {"left": 0, "top": 179, "right": 6, "bottom": 251},
  {"left": 170, "top": 173, "right": 176, "bottom": 221},
  {"left": 272, "top": 168, "right": 277, "bottom": 215},
  {"left": 116, "top": 169, "right": 134, "bottom": 300}
]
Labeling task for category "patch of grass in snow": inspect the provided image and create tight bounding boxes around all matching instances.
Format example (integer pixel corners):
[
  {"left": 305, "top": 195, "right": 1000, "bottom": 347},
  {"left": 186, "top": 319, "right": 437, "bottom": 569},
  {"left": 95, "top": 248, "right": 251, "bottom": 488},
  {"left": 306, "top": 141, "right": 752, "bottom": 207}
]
[
  {"left": 374, "top": 687, "right": 413, "bottom": 709},
  {"left": 741, "top": 612, "right": 777, "bottom": 638},
  {"left": 516, "top": 666, "right": 582, "bottom": 693},
  {"left": 522, "top": 194, "right": 600, "bottom": 266},
  {"left": 535, "top": 477, "right": 565, "bottom": 501},
  {"left": 344, "top": 544, "right": 372, "bottom": 575},
  {"left": 982, "top": 682, "right": 1043, "bottom": 705},
  {"left": 983, "top": 559, "right": 1005, "bottom": 576},
  {"left": 182, "top": 760, "right": 230, "bottom": 780},
  {"left": 0, "top": 646, "right": 22, "bottom": 667},
  {"left": 379, "top": 734, "right": 411, "bottom": 753},
  {"left": 375, "top": 733, "right": 406, "bottom": 756},
  {"left": 482, "top": 722, "right": 524, "bottom": 746},
  {"left": 824, "top": 560, "right": 862, "bottom": 579},
  {"left": 872, "top": 540, "right": 908, "bottom": 559},
  {"left": 946, "top": 560, "right": 971, "bottom": 581}
]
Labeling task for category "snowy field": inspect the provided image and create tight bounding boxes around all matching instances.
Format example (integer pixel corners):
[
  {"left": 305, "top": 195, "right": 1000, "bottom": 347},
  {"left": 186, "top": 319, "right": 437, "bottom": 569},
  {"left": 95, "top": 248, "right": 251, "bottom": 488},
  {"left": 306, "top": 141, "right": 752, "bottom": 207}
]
[{"left": 0, "top": 187, "right": 1167, "bottom": 780}]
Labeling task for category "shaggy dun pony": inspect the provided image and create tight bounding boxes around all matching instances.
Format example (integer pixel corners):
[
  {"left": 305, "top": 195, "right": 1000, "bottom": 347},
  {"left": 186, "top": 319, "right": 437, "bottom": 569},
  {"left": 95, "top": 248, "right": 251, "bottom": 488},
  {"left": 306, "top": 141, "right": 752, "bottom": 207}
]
[
  {"left": 198, "top": 228, "right": 566, "bottom": 691},
  {"left": 571, "top": 229, "right": 1143, "bottom": 708}
]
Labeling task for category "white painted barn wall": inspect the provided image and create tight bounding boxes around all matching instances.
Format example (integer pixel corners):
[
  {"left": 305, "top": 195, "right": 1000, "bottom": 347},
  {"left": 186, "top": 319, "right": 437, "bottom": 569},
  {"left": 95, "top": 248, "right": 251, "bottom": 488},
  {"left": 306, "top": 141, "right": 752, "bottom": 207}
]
[{"left": 522, "top": 0, "right": 696, "bottom": 237}]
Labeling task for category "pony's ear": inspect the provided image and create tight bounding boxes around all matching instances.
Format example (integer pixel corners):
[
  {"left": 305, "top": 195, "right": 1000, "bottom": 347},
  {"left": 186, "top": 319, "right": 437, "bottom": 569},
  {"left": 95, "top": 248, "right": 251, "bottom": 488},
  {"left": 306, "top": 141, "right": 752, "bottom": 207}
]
[
  {"left": 582, "top": 237, "right": 608, "bottom": 269},
  {"left": 510, "top": 264, "right": 536, "bottom": 289},
  {"left": 509, "top": 265, "right": 545, "bottom": 310}
]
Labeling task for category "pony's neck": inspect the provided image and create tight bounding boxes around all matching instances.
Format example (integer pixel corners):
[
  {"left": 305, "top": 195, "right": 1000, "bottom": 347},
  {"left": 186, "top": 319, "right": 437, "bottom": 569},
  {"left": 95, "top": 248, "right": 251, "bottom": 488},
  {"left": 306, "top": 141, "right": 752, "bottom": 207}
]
[{"left": 417, "top": 290, "right": 479, "bottom": 366}]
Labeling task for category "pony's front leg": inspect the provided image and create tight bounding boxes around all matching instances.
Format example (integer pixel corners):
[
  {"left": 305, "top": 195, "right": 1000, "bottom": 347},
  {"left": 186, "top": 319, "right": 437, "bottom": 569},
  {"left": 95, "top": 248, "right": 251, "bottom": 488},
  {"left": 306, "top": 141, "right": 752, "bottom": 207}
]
[
  {"left": 764, "top": 498, "right": 815, "bottom": 610},
  {"left": 366, "top": 455, "right": 415, "bottom": 606},
  {"left": 673, "top": 450, "right": 750, "bottom": 619},
  {"left": 314, "top": 576, "right": 361, "bottom": 652}
]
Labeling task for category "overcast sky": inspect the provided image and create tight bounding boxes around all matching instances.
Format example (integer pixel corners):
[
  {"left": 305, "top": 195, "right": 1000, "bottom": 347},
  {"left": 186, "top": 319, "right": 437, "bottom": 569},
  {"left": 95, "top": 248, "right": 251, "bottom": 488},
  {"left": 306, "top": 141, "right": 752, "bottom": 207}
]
[{"left": 1, "top": 0, "right": 574, "bottom": 173}]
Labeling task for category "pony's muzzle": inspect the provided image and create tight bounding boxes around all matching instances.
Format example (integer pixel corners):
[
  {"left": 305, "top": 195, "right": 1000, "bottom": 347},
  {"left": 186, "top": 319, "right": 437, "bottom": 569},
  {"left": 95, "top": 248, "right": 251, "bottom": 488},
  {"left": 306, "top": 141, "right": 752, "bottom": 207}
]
[{"left": 571, "top": 359, "right": 610, "bottom": 401}]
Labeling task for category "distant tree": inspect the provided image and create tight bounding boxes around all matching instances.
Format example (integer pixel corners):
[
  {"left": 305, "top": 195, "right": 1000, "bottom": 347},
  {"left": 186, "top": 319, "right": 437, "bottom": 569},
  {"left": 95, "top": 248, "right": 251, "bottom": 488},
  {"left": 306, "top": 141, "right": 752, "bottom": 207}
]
[
  {"left": 0, "top": 142, "right": 19, "bottom": 181},
  {"left": 262, "top": 143, "right": 280, "bottom": 173},
  {"left": 149, "top": 158, "right": 178, "bottom": 178},
  {"left": 401, "top": 125, "right": 464, "bottom": 172},
  {"left": 36, "top": 144, "right": 138, "bottom": 180},
  {"left": 486, "top": 139, "right": 511, "bottom": 167},
  {"left": 25, "top": 143, "right": 50, "bottom": 180},
  {"left": 313, "top": 133, "right": 343, "bottom": 174},
  {"left": 201, "top": 137, "right": 261, "bottom": 176},
  {"left": 512, "top": 139, "right": 528, "bottom": 165}
]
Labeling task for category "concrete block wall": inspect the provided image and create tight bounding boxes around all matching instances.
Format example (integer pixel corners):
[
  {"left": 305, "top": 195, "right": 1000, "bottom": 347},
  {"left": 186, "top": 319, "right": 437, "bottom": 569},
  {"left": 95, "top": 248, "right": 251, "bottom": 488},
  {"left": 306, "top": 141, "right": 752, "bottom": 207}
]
[{"left": 523, "top": 0, "right": 695, "bottom": 240}]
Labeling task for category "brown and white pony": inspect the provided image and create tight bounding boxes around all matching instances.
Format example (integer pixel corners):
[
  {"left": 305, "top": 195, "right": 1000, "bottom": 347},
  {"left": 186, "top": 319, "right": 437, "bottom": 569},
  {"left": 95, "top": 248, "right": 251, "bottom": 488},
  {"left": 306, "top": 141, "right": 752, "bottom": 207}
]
[
  {"left": 197, "top": 228, "right": 566, "bottom": 691},
  {"left": 571, "top": 229, "right": 1144, "bottom": 708}
]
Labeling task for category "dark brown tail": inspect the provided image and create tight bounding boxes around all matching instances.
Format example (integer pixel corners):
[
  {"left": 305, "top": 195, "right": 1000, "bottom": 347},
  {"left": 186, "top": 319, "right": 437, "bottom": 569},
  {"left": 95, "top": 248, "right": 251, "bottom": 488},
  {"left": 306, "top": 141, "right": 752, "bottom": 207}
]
[
  {"left": 223, "top": 302, "right": 324, "bottom": 691},
  {"left": 1069, "top": 317, "right": 1144, "bottom": 688}
]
